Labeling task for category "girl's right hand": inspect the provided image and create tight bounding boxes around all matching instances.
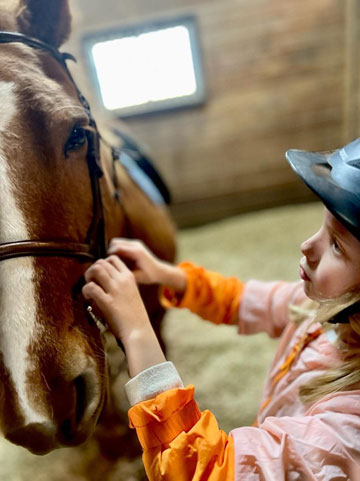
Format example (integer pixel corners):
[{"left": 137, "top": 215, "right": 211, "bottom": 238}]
[{"left": 107, "top": 238, "right": 187, "bottom": 294}]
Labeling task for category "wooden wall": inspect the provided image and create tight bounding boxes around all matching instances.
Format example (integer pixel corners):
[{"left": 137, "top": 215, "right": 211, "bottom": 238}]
[{"left": 66, "top": 0, "right": 353, "bottom": 227}]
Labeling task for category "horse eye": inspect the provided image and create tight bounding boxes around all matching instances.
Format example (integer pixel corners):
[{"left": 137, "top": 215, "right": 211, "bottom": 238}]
[{"left": 64, "top": 126, "right": 87, "bottom": 156}]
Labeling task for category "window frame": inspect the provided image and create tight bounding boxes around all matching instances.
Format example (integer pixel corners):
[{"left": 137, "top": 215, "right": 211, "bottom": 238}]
[{"left": 82, "top": 15, "right": 206, "bottom": 117}]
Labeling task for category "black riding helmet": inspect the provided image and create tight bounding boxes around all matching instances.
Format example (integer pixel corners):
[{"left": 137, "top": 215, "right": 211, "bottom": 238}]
[{"left": 286, "top": 138, "right": 360, "bottom": 242}]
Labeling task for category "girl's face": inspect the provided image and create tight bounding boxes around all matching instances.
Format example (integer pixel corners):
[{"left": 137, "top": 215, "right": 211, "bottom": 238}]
[{"left": 300, "top": 209, "right": 360, "bottom": 300}]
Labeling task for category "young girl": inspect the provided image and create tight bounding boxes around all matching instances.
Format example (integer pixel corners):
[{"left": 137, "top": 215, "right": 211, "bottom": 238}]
[{"left": 83, "top": 138, "right": 360, "bottom": 480}]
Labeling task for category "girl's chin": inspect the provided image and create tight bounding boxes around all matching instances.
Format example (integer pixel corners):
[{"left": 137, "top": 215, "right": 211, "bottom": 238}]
[{"left": 303, "top": 283, "right": 337, "bottom": 302}]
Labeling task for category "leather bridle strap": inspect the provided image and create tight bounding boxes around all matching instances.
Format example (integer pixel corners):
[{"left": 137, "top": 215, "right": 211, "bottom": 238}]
[
  {"left": 0, "top": 31, "right": 106, "bottom": 262},
  {"left": 0, "top": 241, "right": 95, "bottom": 262},
  {"left": 0, "top": 31, "right": 76, "bottom": 65}
]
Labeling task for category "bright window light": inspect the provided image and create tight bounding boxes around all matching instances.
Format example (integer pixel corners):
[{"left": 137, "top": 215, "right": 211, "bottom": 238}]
[{"left": 84, "top": 17, "right": 205, "bottom": 116}]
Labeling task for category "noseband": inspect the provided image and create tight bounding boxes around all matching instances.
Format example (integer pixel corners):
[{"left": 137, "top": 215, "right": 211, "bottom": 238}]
[{"left": 0, "top": 31, "right": 106, "bottom": 262}]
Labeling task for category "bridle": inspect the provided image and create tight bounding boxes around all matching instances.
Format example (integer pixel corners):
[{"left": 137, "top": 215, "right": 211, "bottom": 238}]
[{"left": 0, "top": 31, "right": 107, "bottom": 262}]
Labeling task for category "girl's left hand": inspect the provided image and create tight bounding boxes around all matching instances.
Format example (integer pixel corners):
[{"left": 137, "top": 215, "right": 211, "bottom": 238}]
[{"left": 82, "top": 255, "right": 150, "bottom": 342}]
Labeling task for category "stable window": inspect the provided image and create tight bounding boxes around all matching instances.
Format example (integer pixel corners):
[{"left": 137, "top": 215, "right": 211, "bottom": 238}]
[{"left": 83, "top": 16, "right": 206, "bottom": 117}]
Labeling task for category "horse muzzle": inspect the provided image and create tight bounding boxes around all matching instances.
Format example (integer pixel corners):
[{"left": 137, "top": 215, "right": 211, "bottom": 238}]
[{"left": 5, "top": 364, "right": 104, "bottom": 454}]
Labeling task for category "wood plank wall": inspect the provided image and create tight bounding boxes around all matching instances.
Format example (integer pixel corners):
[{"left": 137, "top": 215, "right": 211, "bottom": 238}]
[
  {"left": 67, "top": 0, "right": 350, "bottom": 227},
  {"left": 344, "top": 0, "right": 360, "bottom": 141}
]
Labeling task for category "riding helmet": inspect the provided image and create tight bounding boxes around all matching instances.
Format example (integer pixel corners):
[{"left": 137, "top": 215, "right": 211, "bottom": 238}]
[{"left": 286, "top": 137, "right": 360, "bottom": 241}]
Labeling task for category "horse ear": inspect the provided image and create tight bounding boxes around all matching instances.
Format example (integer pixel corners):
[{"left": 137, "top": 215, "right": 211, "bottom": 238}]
[{"left": 16, "top": 0, "right": 72, "bottom": 47}]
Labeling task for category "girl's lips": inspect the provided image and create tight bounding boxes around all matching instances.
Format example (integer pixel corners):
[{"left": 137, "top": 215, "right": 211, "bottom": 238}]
[{"left": 299, "top": 264, "right": 311, "bottom": 281}]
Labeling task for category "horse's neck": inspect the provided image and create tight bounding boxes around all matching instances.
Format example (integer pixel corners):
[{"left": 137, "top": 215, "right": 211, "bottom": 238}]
[{"left": 99, "top": 137, "right": 176, "bottom": 262}]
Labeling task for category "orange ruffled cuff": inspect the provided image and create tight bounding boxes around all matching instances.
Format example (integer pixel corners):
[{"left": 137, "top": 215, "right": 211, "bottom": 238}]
[
  {"left": 160, "top": 261, "right": 244, "bottom": 325},
  {"left": 128, "top": 386, "right": 201, "bottom": 449},
  {"left": 128, "top": 386, "right": 235, "bottom": 481}
]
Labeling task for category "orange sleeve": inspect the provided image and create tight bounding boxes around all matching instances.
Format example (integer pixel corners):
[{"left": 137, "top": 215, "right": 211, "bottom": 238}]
[
  {"left": 160, "top": 261, "right": 244, "bottom": 325},
  {"left": 128, "top": 386, "right": 234, "bottom": 481}
]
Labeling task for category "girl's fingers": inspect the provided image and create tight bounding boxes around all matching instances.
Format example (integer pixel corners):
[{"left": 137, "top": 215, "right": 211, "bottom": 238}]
[
  {"left": 82, "top": 281, "right": 108, "bottom": 304},
  {"left": 84, "top": 261, "right": 115, "bottom": 292},
  {"left": 106, "top": 254, "right": 130, "bottom": 273},
  {"left": 107, "top": 239, "right": 144, "bottom": 257},
  {"left": 107, "top": 246, "right": 138, "bottom": 259},
  {"left": 108, "top": 238, "right": 137, "bottom": 249}
]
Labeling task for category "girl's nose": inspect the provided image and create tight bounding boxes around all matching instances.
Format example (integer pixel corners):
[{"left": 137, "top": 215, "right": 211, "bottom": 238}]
[{"left": 301, "top": 235, "right": 318, "bottom": 263}]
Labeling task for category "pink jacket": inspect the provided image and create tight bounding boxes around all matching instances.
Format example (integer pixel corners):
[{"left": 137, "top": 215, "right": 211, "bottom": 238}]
[
  {"left": 233, "top": 279, "right": 360, "bottom": 480},
  {"left": 125, "top": 264, "right": 360, "bottom": 480}
]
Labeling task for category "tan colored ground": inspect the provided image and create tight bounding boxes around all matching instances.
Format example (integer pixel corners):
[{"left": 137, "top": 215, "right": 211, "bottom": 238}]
[{"left": 0, "top": 202, "right": 324, "bottom": 480}]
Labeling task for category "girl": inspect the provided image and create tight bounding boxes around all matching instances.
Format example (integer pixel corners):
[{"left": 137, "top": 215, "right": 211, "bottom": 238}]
[{"left": 83, "top": 138, "right": 360, "bottom": 480}]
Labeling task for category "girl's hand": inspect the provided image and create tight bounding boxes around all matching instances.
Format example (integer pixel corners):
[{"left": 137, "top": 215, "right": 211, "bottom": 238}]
[
  {"left": 82, "top": 256, "right": 167, "bottom": 377},
  {"left": 107, "top": 238, "right": 187, "bottom": 293},
  {"left": 82, "top": 255, "right": 150, "bottom": 341}
]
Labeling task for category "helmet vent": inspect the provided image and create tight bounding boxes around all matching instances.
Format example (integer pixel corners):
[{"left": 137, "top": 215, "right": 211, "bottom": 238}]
[
  {"left": 349, "top": 160, "right": 360, "bottom": 169},
  {"left": 312, "top": 163, "right": 331, "bottom": 177}
]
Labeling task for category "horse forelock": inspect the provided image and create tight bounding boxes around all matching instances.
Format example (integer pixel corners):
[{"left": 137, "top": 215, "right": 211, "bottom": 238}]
[{"left": 0, "top": 45, "right": 86, "bottom": 125}]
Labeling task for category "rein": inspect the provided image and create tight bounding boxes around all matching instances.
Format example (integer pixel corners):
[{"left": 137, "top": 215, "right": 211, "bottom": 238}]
[{"left": 0, "top": 31, "right": 106, "bottom": 262}]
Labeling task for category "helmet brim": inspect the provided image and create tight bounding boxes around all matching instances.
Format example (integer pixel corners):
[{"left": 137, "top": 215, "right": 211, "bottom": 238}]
[{"left": 286, "top": 149, "right": 360, "bottom": 240}]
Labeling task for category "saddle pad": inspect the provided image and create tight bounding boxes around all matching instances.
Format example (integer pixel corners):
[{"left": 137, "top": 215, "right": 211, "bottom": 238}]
[
  {"left": 112, "top": 129, "right": 171, "bottom": 205},
  {"left": 118, "top": 150, "right": 167, "bottom": 205}
]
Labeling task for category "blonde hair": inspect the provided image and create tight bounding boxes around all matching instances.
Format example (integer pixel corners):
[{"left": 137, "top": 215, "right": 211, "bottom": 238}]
[{"left": 290, "top": 291, "right": 360, "bottom": 405}]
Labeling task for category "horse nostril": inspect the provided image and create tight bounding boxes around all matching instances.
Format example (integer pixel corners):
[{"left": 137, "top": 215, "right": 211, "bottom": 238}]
[
  {"left": 59, "top": 374, "right": 87, "bottom": 442},
  {"left": 59, "top": 417, "right": 77, "bottom": 444},
  {"left": 59, "top": 369, "right": 101, "bottom": 445}
]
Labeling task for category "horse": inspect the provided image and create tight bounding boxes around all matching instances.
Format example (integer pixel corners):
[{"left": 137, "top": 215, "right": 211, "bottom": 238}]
[{"left": 0, "top": 0, "right": 176, "bottom": 458}]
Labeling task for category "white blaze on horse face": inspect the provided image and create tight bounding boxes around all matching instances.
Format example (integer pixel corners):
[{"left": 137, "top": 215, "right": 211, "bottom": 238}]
[{"left": 0, "top": 81, "right": 47, "bottom": 425}]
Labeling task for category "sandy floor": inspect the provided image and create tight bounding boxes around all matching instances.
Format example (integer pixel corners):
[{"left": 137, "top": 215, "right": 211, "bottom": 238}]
[{"left": 0, "top": 202, "right": 324, "bottom": 480}]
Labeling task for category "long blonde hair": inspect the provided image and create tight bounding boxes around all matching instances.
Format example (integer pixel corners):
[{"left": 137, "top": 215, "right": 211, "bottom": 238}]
[{"left": 291, "top": 291, "right": 360, "bottom": 405}]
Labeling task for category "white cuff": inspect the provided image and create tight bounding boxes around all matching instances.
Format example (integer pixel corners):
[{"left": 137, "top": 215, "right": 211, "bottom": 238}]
[{"left": 124, "top": 361, "right": 184, "bottom": 406}]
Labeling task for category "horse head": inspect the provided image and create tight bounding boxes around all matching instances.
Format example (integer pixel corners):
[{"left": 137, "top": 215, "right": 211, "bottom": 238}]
[{"left": 0, "top": 0, "right": 136, "bottom": 454}]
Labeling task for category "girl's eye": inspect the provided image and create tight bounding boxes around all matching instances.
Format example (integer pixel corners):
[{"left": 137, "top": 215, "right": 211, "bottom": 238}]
[
  {"left": 332, "top": 238, "right": 342, "bottom": 255},
  {"left": 64, "top": 126, "right": 87, "bottom": 157}
]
